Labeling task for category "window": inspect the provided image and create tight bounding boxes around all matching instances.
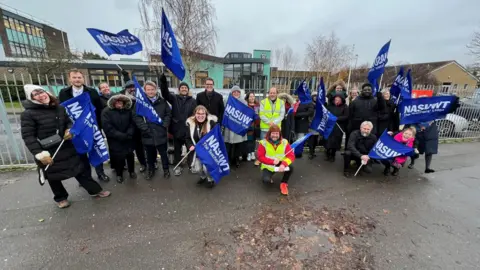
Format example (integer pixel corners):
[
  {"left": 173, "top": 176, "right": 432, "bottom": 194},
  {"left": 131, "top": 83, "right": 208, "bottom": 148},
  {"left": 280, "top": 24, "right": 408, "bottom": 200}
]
[
  {"left": 441, "top": 82, "right": 451, "bottom": 93},
  {"left": 258, "top": 63, "right": 264, "bottom": 73},
  {"left": 106, "top": 70, "right": 120, "bottom": 87},
  {"left": 464, "top": 84, "right": 468, "bottom": 90},
  {"left": 3, "top": 17, "right": 9, "bottom": 28},
  {"left": 224, "top": 64, "right": 233, "bottom": 71},
  {"left": 195, "top": 71, "right": 208, "bottom": 88},
  {"left": 453, "top": 84, "right": 458, "bottom": 90},
  {"left": 251, "top": 63, "right": 258, "bottom": 74},
  {"left": 243, "top": 63, "right": 251, "bottom": 75}
]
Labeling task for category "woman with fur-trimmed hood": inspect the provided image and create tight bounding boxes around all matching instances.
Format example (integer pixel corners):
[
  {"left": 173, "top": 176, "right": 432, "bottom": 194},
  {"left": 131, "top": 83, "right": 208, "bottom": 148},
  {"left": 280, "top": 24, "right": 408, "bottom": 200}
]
[
  {"left": 185, "top": 105, "right": 218, "bottom": 188},
  {"left": 327, "top": 80, "right": 348, "bottom": 106},
  {"left": 102, "top": 94, "right": 136, "bottom": 183},
  {"left": 278, "top": 92, "right": 296, "bottom": 142}
]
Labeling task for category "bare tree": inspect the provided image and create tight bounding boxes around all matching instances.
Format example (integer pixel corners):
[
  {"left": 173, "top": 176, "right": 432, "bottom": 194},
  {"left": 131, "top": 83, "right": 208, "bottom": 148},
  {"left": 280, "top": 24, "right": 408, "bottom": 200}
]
[
  {"left": 304, "top": 32, "right": 352, "bottom": 86},
  {"left": 137, "top": 0, "right": 217, "bottom": 85},
  {"left": 467, "top": 31, "right": 480, "bottom": 66},
  {"left": 271, "top": 45, "right": 301, "bottom": 92}
]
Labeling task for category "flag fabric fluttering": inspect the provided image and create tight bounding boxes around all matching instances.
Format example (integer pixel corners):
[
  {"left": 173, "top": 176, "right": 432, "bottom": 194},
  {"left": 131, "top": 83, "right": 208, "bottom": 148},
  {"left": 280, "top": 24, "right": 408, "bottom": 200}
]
[
  {"left": 222, "top": 95, "right": 256, "bottom": 136},
  {"left": 389, "top": 67, "right": 405, "bottom": 101},
  {"left": 161, "top": 8, "right": 186, "bottom": 80},
  {"left": 290, "top": 133, "right": 312, "bottom": 150},
  {"left": 133, "top": 77, "right": 163, "bottom": 125},
  {"left": 317, "top": 77, "right": 326, "bottom": 105},
  {"left": 310, "top": 94, "right": 337, "bottom": 139},
  {"left": 61, "top": 93, "right": 109, "bottom": 167},
  {"left": 401, "top": 69, "right": 413, "bottom": 99},
  {"left": 194, "top": 125, "right": 230, "bottom": 183},
  {"left": 399, "top": 95, "right": 456, "bottom": 124},
  {"left": 86, "top": 28, "right": 142, "bottom": 56},
  {"left": 368, "top": 130, "right": 414, "bottom": 160},
  {"left": 294, "top": 80, "right": 312, "bottom": 104},
  {"left": 368, "top": 40, "right": 391, "bottom": 94}
]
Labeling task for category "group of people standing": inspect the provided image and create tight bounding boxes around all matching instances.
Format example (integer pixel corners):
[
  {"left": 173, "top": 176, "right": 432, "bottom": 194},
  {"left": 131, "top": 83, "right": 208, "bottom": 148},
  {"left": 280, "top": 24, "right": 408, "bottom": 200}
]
[{"left": 20, "top": 71, "right": 447, "bottom": 208}]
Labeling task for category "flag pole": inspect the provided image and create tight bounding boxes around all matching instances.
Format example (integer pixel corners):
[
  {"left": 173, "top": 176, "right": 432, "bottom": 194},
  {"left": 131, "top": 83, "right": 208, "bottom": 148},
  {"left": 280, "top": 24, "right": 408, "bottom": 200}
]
[
  {"left": 45, "top": 139, "right": 65, "bottom": 171},
  {"left": 354, "top": 164, "right": 363, "bottom": 176},
  {"left": 346, "top": 44, "right": 355, "bottom": 91},
  {"left": 336, "top": 123, "right": 345, "bottom": 134},
  {"left": 379, "top": 74, "right": 384, "bottom": 89},
  {"left": 173, "top": 149, "right": 193, "bottom": 171}
]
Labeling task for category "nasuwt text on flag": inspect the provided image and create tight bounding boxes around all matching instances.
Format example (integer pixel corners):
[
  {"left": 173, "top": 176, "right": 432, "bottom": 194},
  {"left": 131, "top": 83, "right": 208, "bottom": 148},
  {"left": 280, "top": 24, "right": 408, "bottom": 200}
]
[
  {"left": 133, "top": 76, "right": 163, "bottom": 125},
  {"left": 222, "top": 95, "right": 255, "bottom": 136},
  {"left": 310, "top": 99, "right": 337, "bottom": 139},
  {"left": 161, "top": 8, "right": 186, "bottom": 80},
  {"left": 368, "top": 130, "right": 414, "bottom": 160},
  {"left": 368, "top": 40, "right": 391, "bottom": 94},
  {"left": 195, "top": 125, "right": 230, "bottom": 183},
  {"left": 86, "top": 28, "right": 142, "bottom": 56},
  {"left": 399, "top": 95, "right": 456, "bottom": 124}
]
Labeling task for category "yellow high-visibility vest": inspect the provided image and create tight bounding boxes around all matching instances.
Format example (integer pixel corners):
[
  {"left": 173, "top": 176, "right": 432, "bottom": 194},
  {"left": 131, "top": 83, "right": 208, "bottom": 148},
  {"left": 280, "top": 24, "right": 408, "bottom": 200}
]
[
  {"left": 259, "top": 98, "right": 284, "bottom": 130},
  {"left": 260, "top": 139, "right": 292, "bottom": 172}
]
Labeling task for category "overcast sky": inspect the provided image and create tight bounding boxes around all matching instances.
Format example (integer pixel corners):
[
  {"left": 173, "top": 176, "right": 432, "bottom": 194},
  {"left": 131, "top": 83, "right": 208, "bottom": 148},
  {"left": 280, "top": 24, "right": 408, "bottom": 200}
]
[{"left": 2, "top": 0, "right": 479, "bottom": 66}]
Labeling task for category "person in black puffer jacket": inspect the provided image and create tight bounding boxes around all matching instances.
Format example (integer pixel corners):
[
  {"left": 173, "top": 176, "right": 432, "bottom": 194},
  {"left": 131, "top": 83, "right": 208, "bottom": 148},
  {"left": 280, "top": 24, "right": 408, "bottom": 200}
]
[
  {"left": 21, "top": 85, "right": 110, "bottom": 209},
  {"left": 325, "top": 94, "right": 349, "bottom": 162},
  {"left": 102, "top": 94, "right": 136, "bottom": 183},
  {"left": 159, "top": 74, "right": 197, "bottom": 176},
  {"left": 343, "top": 121, "right": 377, "bottom": 178},
  {"left": 133, "top": 81, "right": 172, "bottom": 180},
  {"left": 348, "top": 83, "right": 386, "bottom": 136},
  {"left": 376, "top": 89, "right": 399, "bottom": 137},
  {"left": 294, "top": 97, "right": 314, "bottom": 158}
]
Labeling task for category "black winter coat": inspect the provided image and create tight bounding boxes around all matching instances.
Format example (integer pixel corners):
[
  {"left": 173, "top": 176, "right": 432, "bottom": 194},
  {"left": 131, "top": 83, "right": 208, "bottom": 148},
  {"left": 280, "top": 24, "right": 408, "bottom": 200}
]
[
  {"left": 59, "top": 85, "right": 104, "bottom": 129},
  {"left": 133, "top": 94, "right": 172, "bottom": 146},
  {"left": 377, "top": 99, "right": 399, "bottom": 136},
  {"left": 346, "top": 130, "right": 377, "bottom": 158},
  {"left": 294, "top": 102, "right": 315, "bottom": 133},
  {"left": 20, "top": 100, "right": 83, "bottom": 181},
  {"left": 348, "top": 93, "right": 385, "bottom": 135},
  {"left": 416, "top": 122, "right": 439, "bottom": 155},
  {"left": 101, "top": 95, "right": 135, "bottom": 157},
  {"left": 196, "top": 90, "right": 225, "bottom": 124},
  {"left": 326, "top": 100, "right": 349, "bottom": 150},
  {"left": 160, "top": 77, "right": 197, "bottom": 139},
  {"left": 99, "top": 94, "right": 112, "bottom": 110}
]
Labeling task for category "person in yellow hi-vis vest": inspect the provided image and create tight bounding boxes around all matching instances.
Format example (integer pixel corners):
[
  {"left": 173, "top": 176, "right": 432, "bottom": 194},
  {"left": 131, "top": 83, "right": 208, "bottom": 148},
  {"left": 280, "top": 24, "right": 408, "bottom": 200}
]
[
  {"left": 257, "top": 125, "right": 295, "bottom": 195},
  {"left": 259, "top": 87, "right": 285, "bottom": 140}
]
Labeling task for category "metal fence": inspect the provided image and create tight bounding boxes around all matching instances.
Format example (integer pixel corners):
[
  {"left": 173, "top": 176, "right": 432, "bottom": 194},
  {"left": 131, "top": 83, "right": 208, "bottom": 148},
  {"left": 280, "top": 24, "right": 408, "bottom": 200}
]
[{"left": 1, "top": 73, "right": 479, "bottom": 167}]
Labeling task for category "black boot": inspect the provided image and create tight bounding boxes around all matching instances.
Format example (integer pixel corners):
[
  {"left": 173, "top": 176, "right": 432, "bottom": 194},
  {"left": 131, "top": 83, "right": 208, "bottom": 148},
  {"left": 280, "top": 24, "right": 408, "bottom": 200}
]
[
  {"left": 425, "top": 168, "right": 435, "bottom": 173},
  {"left": 163, "top": 170, "right": 171, "bottom": 179},
  {"left": 129, "top": 172, "right": 137, "bottom": 179},
  {"left": 145, "top": 170, "right": 155, "bottom": 181},
  {"left": 207, "top": 180, "right": 215, "bottom": 188},
  {"left": 98, "top": 172, "right": 110, "bottom": 182},
  {"left": 392, "top": 167, "right": 399, "bottom": 176},
  {"left": 116, "top": 175, "right": 124, "bottom": 183},
  {"left": 383, "top": 167, "right": 391, "bottom": 176},
  {"left": 139, "top": 165, "right": 146, "bottom": 173},
  {"left": 197, "top": 176, "right": 207, "bottom": 185}
]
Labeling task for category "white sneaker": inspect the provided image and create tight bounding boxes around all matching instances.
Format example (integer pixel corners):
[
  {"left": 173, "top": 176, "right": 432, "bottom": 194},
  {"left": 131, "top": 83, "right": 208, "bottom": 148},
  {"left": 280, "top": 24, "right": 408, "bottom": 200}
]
[
  {"left": 247, "top": 153, "right": 252, "bottom": 161},
  {"left": 251, "top": 152, "right": 256, "bottom": 160}
]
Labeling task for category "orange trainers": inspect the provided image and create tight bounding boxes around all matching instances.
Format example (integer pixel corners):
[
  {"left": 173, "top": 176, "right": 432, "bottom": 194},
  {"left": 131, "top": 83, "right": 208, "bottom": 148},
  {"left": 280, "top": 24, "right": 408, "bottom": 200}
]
[{"left": 280, "top": 183, "right": 288, "bottom": 196}]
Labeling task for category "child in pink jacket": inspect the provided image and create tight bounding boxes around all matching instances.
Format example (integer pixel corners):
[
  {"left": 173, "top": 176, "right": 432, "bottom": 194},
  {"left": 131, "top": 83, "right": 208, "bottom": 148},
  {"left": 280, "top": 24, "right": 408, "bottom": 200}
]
[{"left": 384, "top": 127, "right": 417, "bottom": 176}]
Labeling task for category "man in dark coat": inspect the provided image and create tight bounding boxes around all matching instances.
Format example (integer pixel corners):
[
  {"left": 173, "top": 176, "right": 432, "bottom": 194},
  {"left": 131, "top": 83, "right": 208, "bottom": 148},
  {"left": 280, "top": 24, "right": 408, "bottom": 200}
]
[
  {"left": 21, "top": 85, "right": 110, "bottom": 208},
  {"left": 102, "top": 94, "right": 136, "bottom": 183},
  {"left": 133, "top": 81, "right": 172, "bottom": 180},
  {"left": 159, "top": 74, "right": 197, "bottom": 176},
  {"left": 343, "top": 121, "right": 378, "bottom": 178},
  {"left": 121, "top": 80, "right": 147, "bottom": 172},
  {"left": 376, "top": 89, "right": 399, "bottom": 137},
  {"left": 293, "top": 96, "right": 314, "bottom": 158},
  {"left": 348, "top": 83, "right": 385, "bottom": 143},
  {"left": 325, "top": 94, "right": 349, "bottom": 162},
  {"left": 58, "top": 69, "right": 110, "bottom": 182},
  {"left": 196, "top": 77, "right": 225, "bottom": 123}
]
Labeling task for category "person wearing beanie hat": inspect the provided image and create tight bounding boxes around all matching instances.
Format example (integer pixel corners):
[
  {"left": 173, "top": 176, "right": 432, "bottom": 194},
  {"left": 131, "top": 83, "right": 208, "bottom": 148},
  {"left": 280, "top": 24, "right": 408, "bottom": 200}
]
[
  {"left": 347, "top": 82, "right": 385, "bottom": 136},
  {"left": 223, "top": 86, "right": 247, "bottom": 168},
  {"left": 159, "top": 74, "right": 197, "bottom": 176},
  {"left": 20, "top": 84, "right": 111, "bottom": 208},
  {"left": 257, "top": 124, "right": 295, "bottom": 196}
]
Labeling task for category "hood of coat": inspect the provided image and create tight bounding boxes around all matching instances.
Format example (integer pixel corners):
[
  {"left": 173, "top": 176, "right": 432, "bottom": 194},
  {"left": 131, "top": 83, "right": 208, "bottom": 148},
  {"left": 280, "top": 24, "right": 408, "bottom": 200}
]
[
  {"left": 331, "top": 93, "right": 346, "bottom": 105},
  {"left": 186, "top": 114, "right": 218, "bottom": 127},
  {"left": 23, "top": 84, "right": 55, "bottom": 105},
  {"left": 277, "top": 93, "right": 295, "bottom": 105},
  {"left": 328, "top": 80, "right": 347, "bottom": 93},
  {"left": 107, "top": 94, "right": 132, "bottom": 110}
]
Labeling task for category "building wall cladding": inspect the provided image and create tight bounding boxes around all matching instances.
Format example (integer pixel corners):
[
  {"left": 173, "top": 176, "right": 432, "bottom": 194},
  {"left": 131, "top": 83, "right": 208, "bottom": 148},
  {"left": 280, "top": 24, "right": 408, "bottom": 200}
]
[
  {"left": 0, "top": 8, "right": 11, "bottom": 57},
  {"left": 431, "top": 62, "right": 478, "bottom": 93},
  {"left": 42, "top": 25, "right": 69, "bottom": 53}
]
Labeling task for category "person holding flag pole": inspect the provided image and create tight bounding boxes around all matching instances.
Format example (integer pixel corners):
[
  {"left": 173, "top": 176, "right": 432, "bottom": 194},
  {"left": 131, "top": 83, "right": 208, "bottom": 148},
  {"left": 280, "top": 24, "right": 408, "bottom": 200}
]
[
  {"left": 343, "top": 121, "right": 377, "bottom": 178},
  {"left": 325, "top": 94, "right": 349, "bottom": 162}
]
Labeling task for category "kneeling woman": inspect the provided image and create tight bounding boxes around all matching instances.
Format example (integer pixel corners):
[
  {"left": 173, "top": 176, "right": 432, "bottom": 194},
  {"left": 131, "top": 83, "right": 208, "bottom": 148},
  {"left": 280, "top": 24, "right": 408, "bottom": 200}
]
[
  {"left": 20, "top": 85, "right": 110, "bottom": 209},
  {"left": 186, "top": 105, "right": 218, "bottom": 188},
  {"left": 383, "top": 127, "right": 416, "bottom": 176},
  {"left": 102, "top": 94, "right": 136, "bottom": 183}
]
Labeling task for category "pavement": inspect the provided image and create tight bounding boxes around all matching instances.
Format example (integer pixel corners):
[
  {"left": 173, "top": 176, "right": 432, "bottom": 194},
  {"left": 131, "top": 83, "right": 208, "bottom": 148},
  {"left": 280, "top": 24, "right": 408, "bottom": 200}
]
[{"left": 1, "top": 142, "right": 480, "bottom": 269}]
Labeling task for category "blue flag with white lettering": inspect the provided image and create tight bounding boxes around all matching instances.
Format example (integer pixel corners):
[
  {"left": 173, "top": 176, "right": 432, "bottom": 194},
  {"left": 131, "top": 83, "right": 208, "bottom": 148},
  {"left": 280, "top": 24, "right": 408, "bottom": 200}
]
[
  {"left": 310, "top": 96, "right": 337, "bottom": 139},
  {"left": 399, "top": 96, "right": 456, "bottom": 124},
  {"left": 368, "top": 40, "right": 391, "bottom": 94},
  {"left": 133, "top": 76, "right": 163, "bottom": 125},
  {"left": 294, "top": 80, "right": 312, "bottom": 104},
  {"left": 70, "top": 103, "right": 96, "bottom": 154},
  {"left": 369, "top": 130, "right": 414, "bottom": 160},
  {"left": 390, "top": 67, "right": 404, "bottom": 100},
  {"left": 61, "top": 93, "right": 109, "bottom": 167},
  {"left": 162, "top": 8, "right": 186, "bottom": 80},
  {"left": 317, "top": 77, "right": 326, "bottom": 105},
  {"left": 87, "top": 28, "right": 142, "bottom": 56},
  {"left": 291, "top": 133, "right": 312, "bottom": 156},
  {"left": 195, "top": 125, "right": 230, "bottom": 183},
  {"left": 222, "top": 95, "right": 256, "bottom": 136},
  {"left": 401, "top": 69, "right": 413, "bottom": 99}
]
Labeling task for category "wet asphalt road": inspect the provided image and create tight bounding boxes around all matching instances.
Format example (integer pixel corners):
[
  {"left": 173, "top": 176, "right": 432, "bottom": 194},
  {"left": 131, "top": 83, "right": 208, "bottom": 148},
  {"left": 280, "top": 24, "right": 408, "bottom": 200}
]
[{"left": 1, "top": 142, "right": 480, "bottom": 269}]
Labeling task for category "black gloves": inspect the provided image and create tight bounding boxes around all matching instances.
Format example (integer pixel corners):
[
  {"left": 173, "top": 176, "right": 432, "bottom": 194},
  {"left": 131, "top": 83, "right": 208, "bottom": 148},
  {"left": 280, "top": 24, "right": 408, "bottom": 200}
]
[
  {"left": 448, "top": 96, "right": 460, "bottom": 114},
  {"left": 160, "top": 73, "right": 167, "bottom": 84}
]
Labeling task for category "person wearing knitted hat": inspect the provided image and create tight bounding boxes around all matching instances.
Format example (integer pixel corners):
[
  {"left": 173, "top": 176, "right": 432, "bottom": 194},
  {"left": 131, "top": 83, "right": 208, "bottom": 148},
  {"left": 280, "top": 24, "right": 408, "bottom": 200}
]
[
  {"left": 223, "top": 85, "right": 247, "bottom": 168},
  {"left": 159, "top": 74, "right": 197, "bottom": 176},
  {"left": 257, "top": 124, "right": 295, "bottom": 196}
]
